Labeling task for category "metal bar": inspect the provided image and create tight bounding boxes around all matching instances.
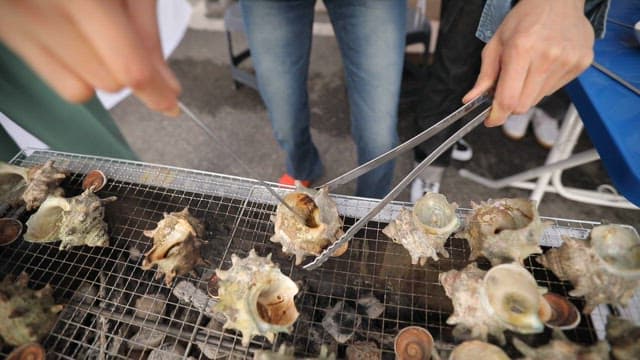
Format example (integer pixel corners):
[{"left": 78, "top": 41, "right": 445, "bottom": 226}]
[
  {"left": 592, "top": 61, "right": 640, "bottom": 96},
  {"left": 303, "top": 106, "right": 491, "bottom": 270},
  {"left": 320, "top": 93, "right": 492, "bottom": 190}
]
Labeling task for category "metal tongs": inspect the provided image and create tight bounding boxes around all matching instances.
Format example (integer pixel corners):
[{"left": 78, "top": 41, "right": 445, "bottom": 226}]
[{"left": 303, "top": 92, "right": 493, "bottom": 270}]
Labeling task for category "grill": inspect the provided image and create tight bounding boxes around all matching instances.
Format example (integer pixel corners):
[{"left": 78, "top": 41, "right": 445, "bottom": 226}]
[{"left": 1, "top": 149, "right": 638, "bottom": 359}]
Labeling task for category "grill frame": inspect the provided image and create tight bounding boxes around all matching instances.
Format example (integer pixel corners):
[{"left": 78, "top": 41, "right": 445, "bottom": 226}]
[{"left": 0, "top": 149, "right": 637, "bottom": 359}]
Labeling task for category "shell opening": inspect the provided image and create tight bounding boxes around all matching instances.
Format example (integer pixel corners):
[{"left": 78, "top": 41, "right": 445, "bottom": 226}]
[
  {"left": 25, "top": 204, "right": 64, "bottom": 241},
  {"left": 591, "top": 225, "right": 640, "bottom": 275},
  {"left": 414, "top": 194, "right": 456, "bottom": 230},
  {"left": 256, "top": 282, "right": 299, "bottom": 327}
]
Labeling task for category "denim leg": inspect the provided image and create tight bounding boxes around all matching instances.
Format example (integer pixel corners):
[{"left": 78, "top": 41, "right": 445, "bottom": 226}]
[
  {"left": 240, "top": 0, "right": 323, "bottom": 181},
  {"left": 324, "top": 0, "right": 406, "bottom": 198}
]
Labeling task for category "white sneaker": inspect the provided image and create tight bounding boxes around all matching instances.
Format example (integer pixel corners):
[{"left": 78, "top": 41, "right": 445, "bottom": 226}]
[
  {"left": 532, "top": 108, "right": 560, "bottom": 149},
  {"left": 451, "top": 139, "right": 473, "bottom": 162},
  {"left": 410, "top": 164, "right": 444, "bottom": 203},
  {"left": 502, "top": 108, "right": 535, "bottom": 140}
]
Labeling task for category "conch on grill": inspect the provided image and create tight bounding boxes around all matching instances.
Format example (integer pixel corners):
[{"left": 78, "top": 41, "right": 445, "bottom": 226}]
[
  {"left": 457, "top": 198, "right": 546, "bottom": 265},
  {"left": 24, "top": 189, "right": 116, "bottom": 250},
  {"left": 536, "top": 224, "right": 640, "bottom": 313},
  {"left": 449, "top": 340, "right": 509, "bottom": 360},
  {"left": 270, "top": 182, "right": 346, "bottom": 265},
  {"left": 0, "top": 272, "right": 63, "bottom": 346},
  {"left": 141, "top": 208, "right": 208, "bottom": 286},
  {"left": 439, "top": 263, "right": 545, "bottom": 344},
  {"left": 215, "top": 250, "right": 299, "bottom": 347},
  {"left": 513, "top": 329, "right": 610, "bottom": 359},
  {"left": 0, "top": 160, "right": 67, "bottom": 210},
  {"left": 607, "top": 315, "right": 640, "bottom": 360},
  {"left": 382, "top": 192, "right": 458, "bottom": 265}
]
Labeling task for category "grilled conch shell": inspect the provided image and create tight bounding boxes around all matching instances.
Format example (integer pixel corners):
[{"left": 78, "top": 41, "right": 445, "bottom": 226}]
[
  {"left": 536, "top": 225, "right": 640, "bottom": 314},
  {"left": 439, "top": 263, "right": 545, "bottom": 344},
  {"left": 513, "top": 329, "right": 610, "bottom": 360},
  {"left": 457, "top": 198, "right": 546, "bottom": 265},
  {"left": 270, "top": 182, "right": 346, "bottom": 265},
  {"left": 0, "top": 160, "right": 67, "bottom": 210},
  {"left": 449, "top": 340, "right": 509, "bottom": 360},
  {"left": 606, "top": 315, "right": 640, "bottom": 360},
  {"left": 24, "top": 189, "right": 116, "bottom": 250},
  {"left": 141, "top": 208, "right": 208, "bottom": 286},
  {"left": 383, "top": 192, "right": 458, "bottom": 265},
  {"left": 215, "top": 250, "right": 299, "bottom": 347}
]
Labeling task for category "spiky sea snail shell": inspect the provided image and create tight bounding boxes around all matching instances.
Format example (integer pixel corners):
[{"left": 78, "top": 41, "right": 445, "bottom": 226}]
[
  {"left": 141, "top": 208, "right": 208, "bottom": 286},
  {"left": 606, "top": 315, "right": 640, "bottom": 360},
  {"left": 0, "top": 272, "right": 63, "bottom": 346},
  {"left": 0, "top": 160, "right": 67, "bottom": 210},
  {"left": 457, "top": 198, "right": 546, "bottom": 265},
  {"left": 536, "top": 224, "right": 640, "bottom": 314},
  {"left": 512, "top": 329, "right": 610, "bottom": 360},
  {"left": 215, "top": 250, "right": 299, "bottom": 347},
  {"left": 24, "top": 189, "right": 116, "bottom": 250},
  {"left": 382, "top": 192, "right": 458, "bottom": 265},
  {"left": 439, "top": 263, "right": 545, "bottom": 344},
  {"left": 270, "top": 182, "right": 346, "bottom": 265},
  {"left": 449, "top": 340, "right": 509, "bottom": 360}
]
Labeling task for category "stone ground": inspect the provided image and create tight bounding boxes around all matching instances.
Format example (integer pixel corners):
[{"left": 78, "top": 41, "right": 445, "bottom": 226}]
[{"left": 109, "top": 14, "right": 639, "bottom": 230}]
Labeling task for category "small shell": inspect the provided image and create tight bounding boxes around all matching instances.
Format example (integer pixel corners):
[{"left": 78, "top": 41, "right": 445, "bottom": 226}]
[
  {"left": 457, "top": 198, "right": 545, "bottom": 265},
  {"left": 606, "top": 315, "right": 640, "bottom": 360},
  {"left": 449, "top": 340, "right": 509, "bottom": 360},
  {"left": 0, "top": 218, "right": 23, "bottom": 246},
  {"left": 538, "top": 293, "right": 580, "bottom": 330},
  {"left": 0, "top": 160, "right": 67, "bottom": 211},
  {"left": 513, "top": 329, "right": 610, "bottom": 359},
  {"left": 270, "top": 183, "right": 345, "bottom": 265},
  {"left": 82, "top": 170, "right": 107, "bottom": 192},
  {"left": 394, "top": 326, "right": 434, "bottom": 360},
  {"left": 215, "top": 250, "right": 299, "bottom": 347},
  {"left": 346, "top": 341, "right": 379, "bottom": 360},
  {"left": 590, "top": 225, "right": 640, "bottom": 278},
  {"left": 383, "top": 193, "right": 458, "bottom": 265},
  {"left": 6, "top": 343, "right": 46, "bottom": 360}
]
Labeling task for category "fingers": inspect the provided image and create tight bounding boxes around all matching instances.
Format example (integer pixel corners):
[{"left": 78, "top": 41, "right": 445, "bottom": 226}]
[
  {"left": 485, "top": 44, "right": 530, "bottom": 127},
  {"left": 463, "top": 40, "right": 501, "bottom": 104},
  {"left": 63, "top": 0, "right": 180, "bottom": 115}
]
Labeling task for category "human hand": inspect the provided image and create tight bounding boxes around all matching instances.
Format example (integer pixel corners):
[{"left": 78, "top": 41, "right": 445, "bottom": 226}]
[
  {"left": 463, "top": 0, "right": 594, "bottom": 127},
  {"left": 0, "top": 0, "right": 181, "bottom": 116}
]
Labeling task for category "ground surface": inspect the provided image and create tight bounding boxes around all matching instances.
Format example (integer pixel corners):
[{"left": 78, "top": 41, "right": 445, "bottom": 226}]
[{"left": 110, "top": 15, "right": 639, "bottom": 230}]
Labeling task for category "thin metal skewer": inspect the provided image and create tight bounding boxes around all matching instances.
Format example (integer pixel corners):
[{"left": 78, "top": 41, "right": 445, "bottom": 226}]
[{"left": 177, "top": 101, "right": 307, "bottom": 225}]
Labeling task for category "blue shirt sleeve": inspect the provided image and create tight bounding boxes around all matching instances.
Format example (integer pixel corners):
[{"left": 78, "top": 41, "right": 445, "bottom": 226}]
[{"left": 476, "top": 0, "right": 610, "bottom": 43}]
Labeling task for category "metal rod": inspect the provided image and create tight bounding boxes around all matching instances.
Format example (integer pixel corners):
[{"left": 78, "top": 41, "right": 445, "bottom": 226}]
[
  {"left": 177, "top": 101, "right": 307, "bottom": 225},
  {"left": 303, "top": 106, "right": 491, "bottom": 270},
  {"left": 592, "top": 61, "right": 640, "bottom": 96}
]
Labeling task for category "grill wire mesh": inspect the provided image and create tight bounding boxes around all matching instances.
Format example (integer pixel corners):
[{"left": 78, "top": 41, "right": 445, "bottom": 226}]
[{"left": 0, "top": 150, "right": 638, "bottom": 359}]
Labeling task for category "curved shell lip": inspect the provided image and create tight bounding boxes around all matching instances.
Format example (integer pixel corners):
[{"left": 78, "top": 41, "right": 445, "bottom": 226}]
[
  {"left": 82, "top": 170, "right": 107, "bottom": 192},
  {"left": 393, "top": 326, "right": 434, "bottom": 360},
  {"left": 590, "top": 225, "right": 640, "bottom": 278},
  {"left": 481, "top": 263, "right": 545, "bottom": 334},
  {"left": 539, "top": 292, "right": 581, "bottom": 330},
  {"left": 0, "top": 218, "right": 23, "bottom": 246},
  {"left": 413, "top": 193, "right": 459, "bottom": 234}
]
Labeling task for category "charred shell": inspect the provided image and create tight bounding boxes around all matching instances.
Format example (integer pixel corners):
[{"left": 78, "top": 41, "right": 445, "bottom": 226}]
[
  {"left": 382, "top": 192, "right": 459, "bottom": 265},
  {"left": 536, "top": 225, "right": 640, "bottom": 314},
  {"left": 457, "top": 198, "right": 545, "bottom": 265},
  {"left": 215, "top": 250, "right": 299, "bottom": 347},
  {"left": 24, "top": 189, "right": 116, "bottom": 250},
  {"left": 0, "top": 272, "right": 63, "bottom": 346},
  {"left": 0, "top": 160, "right": 67, "bottom": 210},
  {"left": 141, "top": 208, "right": 208, "bottom": 286},
  {"left": 271, "top": 182, "right": 345, "bottom": 265}
]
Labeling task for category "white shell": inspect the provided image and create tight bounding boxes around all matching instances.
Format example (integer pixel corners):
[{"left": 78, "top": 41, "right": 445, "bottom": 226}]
[
  {"left": 270, "top": 183, "right": 345, "bottom": 265},
  {"left": 537, "top": 224, "right": 640, "bottom": 314},
  {"left": 457, "top": 198, "right": 545, "bottom": 265},
  {"left": 215, "top": 250, "right": 299, "bottom": 347},
  {"left": 449, "top": 340, "right": 509, "bottom": 360},
  {"left": 141, "top": 208, "right": 208, "bottom": 286},
  {"left": 382, "top": 192, "right": 458, "bottom": 265},
  {"left": 24, "top": 189, "right": 116, "bottom": 250},
  {"left": 590, "top": 225, "right": 640, "bottom": 278},
  {"left": 439, "top": 263, "right": 545, "bottom": 344}
]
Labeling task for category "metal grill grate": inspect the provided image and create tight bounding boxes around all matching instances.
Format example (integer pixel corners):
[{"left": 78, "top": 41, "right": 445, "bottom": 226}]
[{"left": 0, "top": 149, "right": 638, "bottom": 359}]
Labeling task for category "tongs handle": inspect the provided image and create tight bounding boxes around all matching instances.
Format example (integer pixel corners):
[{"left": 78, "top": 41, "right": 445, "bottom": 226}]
[
  {"left": 303, "top": 100, "right": 492, "bottom": 270},
  {"left": 319, "top": 93, "right": 493, "bottom": 190}
]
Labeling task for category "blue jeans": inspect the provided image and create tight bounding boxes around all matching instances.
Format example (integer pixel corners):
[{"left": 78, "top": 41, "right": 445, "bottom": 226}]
[{"left": 240, "top": 0, "right": 406, "bottom": 198}]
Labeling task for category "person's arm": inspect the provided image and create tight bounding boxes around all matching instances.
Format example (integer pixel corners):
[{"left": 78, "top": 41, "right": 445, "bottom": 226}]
[
  {"left": 463, "top": 0, "right": 597, "bottom": 127},
  {"left": 0, "top": 0, "right": 181, "bottom": 116}
]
